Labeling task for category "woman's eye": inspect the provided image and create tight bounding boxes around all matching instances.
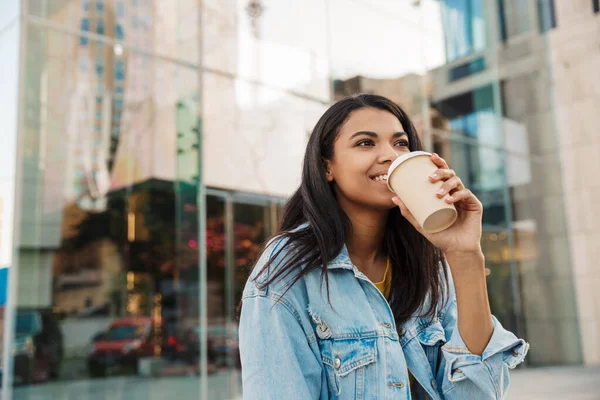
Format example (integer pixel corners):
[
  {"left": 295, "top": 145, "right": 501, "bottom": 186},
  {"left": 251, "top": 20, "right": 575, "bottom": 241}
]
[
  {"left": 356, "top": 140, "right": 374, "bottom": 147},
  {"left": 395, "top": 140, "right": 409, "bottom": 147}
]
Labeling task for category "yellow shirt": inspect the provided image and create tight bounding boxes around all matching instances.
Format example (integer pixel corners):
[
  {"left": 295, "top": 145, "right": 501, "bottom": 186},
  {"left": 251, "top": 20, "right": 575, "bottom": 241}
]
[{"left": 373, "top": 258, "right": 392, "bottom": 299}]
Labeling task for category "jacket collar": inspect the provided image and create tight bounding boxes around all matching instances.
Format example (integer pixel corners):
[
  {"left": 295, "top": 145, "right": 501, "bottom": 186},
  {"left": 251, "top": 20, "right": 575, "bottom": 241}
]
[
  {"left": 290, "top": 222, "right": 357, "bottom": 272},
  {"left": 328, "top": 244, "right": 355, "bottom": 271}
]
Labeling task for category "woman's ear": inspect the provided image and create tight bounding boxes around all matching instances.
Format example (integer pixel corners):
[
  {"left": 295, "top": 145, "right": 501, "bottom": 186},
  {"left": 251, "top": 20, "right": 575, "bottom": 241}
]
[{"left": 322, "top": 158, "right": 334, "bottom": 182}]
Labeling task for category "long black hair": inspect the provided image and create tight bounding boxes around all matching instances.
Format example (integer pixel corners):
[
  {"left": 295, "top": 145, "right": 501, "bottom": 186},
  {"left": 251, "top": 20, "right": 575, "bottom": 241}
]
[{"left": 252, "top": 94, "right": 448, "bottom": 325}]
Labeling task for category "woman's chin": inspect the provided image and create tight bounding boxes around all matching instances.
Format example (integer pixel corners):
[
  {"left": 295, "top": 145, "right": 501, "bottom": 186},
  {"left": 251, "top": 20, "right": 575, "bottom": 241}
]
[{"left": 369, "top": 197, "right": 398, "bottom": 211}]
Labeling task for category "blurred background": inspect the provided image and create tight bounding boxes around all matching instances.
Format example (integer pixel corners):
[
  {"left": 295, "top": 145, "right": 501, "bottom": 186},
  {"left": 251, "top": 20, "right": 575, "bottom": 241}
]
[{"left": 0, "top": 0, "right": 599, "bottom": 399}]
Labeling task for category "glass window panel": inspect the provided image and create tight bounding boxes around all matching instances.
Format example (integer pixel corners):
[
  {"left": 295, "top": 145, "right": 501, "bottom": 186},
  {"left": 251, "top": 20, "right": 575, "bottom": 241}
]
[
  {"left": 232, "top": 201, "right": 268, "bottom": 315},
  {"left": 440, "top": 0, "right": 486, "bottom": 62},
  {"left": 203, "top": 71, "right": 327, "bottom": 197},
  {"left": 537, "top": 0, "right": 557, "bottom": 32},
  {"left": 10, "top": 22, "right": 202, "bottom": 397},
  {"left": 499, "top": 0, "right": 532, "bottom": 39},
  {"left": 434, "top": 134, "right": 508, "bottom": 227},
  {"left": 96, "top": 19, "right": 104, "bottom": 35},
  {"left": 26, "top": 0, "right": 201, "bottom": 65},
  {"left": 203, "top": 0, "right": 329, "bottom": 102}
]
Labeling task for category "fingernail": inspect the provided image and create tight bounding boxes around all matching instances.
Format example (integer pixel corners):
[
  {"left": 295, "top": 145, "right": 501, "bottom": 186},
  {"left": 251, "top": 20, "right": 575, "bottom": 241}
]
[
  {"left": 391, "top": 197, "right": 398, "bottom": 204},
  {"left": 429, "top": 173, "right": 437, "bottom": 179},
  {"left": 446, "top": 196, "right": 453, "bottom": 201},
  {"left": 436, "top": 188, "right": 445, "bottom": 195}
]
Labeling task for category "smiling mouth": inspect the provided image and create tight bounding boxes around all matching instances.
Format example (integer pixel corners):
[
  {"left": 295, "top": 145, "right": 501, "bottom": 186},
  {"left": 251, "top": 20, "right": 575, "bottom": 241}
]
[{"left": 371, "top": 174, "right": 388, "bottom": 184}]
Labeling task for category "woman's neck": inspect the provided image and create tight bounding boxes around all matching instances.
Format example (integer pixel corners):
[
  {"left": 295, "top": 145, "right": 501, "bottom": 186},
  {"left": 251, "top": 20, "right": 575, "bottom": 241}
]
[{"left": 340, "top": 200, "right": 389, "bottom": 276}]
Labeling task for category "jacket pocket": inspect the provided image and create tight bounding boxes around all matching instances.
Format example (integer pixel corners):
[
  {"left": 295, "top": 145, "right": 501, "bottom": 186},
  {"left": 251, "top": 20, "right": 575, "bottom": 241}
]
[{"left": 318, "top": 337, "right": 377, "bottom": 398}]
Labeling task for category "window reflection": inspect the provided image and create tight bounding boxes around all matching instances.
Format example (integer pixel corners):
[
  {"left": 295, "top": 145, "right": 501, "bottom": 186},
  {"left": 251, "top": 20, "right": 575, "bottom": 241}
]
[
  {"left": 12, "top": 18, "right": 202, "bottom": 396},
  {"left": 205, "top": 193, "right": 281, "bottom": 398},
  {"left": 206, "top": 195, "right": 227, "bottom": 377},
  {"left": 439, "top": 0, "right": 486, "bottom": 61},
  {"left": 233, "top": 202, "right": 268, "bottom": 316}
]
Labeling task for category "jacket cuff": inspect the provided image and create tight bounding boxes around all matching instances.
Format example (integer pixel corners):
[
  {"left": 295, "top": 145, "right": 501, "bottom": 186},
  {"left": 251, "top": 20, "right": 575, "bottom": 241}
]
[{"left": 441, "top": 316, "right": 529, "bottom": 383}]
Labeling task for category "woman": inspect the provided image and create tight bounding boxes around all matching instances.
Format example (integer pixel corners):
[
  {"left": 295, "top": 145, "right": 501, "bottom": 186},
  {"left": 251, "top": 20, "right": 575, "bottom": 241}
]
[{"left": 239, "top": 94, "right": 528, "bottom": 399}]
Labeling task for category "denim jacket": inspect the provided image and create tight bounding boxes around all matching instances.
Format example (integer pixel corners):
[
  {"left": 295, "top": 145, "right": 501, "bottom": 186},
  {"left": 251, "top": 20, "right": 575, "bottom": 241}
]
[{"left": 239, "top": 234, "right": 529, "bottom": 399}]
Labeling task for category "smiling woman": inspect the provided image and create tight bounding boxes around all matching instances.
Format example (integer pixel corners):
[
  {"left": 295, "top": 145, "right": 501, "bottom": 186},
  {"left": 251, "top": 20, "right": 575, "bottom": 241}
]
[
  {"left": 324, "top": 108, "right": 412, "bottom": 211},
  {"left": 239, "top": 94, "right": 528, "bottom": 399}
]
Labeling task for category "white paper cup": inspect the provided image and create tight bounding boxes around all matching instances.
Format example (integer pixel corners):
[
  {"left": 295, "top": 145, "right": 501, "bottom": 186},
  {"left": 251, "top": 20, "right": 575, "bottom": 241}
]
[{"left": 387, "top": 151, "right": 457, "bottom": 233}]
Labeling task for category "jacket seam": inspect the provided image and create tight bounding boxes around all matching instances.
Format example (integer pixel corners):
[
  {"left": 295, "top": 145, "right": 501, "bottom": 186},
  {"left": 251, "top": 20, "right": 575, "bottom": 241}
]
[
  {"left": 483, "top": 358, "right": 501, "bottom": 399},
  {"left": 257, "top": 235, "right": 287, "bottom": 288},
  {"left": 242, "top": 291, "right": 318, "bottom": 344}
]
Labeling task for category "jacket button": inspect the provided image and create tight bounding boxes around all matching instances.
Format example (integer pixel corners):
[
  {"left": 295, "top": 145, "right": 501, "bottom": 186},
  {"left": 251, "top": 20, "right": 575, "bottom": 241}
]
[
  {"left": 431, "top": 379, "right": 438, "bottom": 389},
  {"left": 334, "top": 357, "right": 341, "bottom": 369},
  {"left": 398, "top": 327, "right": 406, "bottom": 336}
]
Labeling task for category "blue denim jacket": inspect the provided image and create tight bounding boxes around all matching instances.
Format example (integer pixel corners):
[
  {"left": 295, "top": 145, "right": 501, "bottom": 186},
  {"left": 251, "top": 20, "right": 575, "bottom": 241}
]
[{"left": 240, "top": 235, "right": 529, "bottom": 399}]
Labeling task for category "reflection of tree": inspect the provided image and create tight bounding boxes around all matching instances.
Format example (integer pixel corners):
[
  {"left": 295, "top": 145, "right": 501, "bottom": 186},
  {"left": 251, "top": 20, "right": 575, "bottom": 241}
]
[
  {"left": 206, "top": 216, "right": 226, "bottom": 272},
  {"left": 55, "top": 180, "right": 195, "bottom": 316},
  {"left": 205, "top": 205, "right": 266, "bottom": 321},
  {"left": 234, "top": 220, "right": 264, "bottom": 271},
  {"left": 206, "top": 216, "right": 264, "bottom": 279},
  {"left": 57, "top": 181, "right": 271, "bottom": 321}
]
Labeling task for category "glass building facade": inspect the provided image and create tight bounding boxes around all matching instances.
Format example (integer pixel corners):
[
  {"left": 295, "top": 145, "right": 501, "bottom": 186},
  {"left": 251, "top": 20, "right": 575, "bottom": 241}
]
[{"left": 1, "top": 0, "right": 598, "bottom": 398}]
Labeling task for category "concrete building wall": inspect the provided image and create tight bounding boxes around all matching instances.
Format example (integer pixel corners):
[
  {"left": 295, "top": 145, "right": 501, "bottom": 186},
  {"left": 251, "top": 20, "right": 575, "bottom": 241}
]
[
  {"left": 426, "top": 0, "right": 600, "bottom": 365},
  {"left": 549, "top": 4, "right": 600, "bottom": 365}
]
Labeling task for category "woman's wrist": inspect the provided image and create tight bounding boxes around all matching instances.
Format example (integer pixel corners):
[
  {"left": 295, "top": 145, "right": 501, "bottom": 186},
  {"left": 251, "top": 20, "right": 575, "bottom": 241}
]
[
  {"left": 443, "top": 247, "right": 484, "bottom": 259},
  {"left": 443, "top": 249, "right": 485, "bottom": 273}
]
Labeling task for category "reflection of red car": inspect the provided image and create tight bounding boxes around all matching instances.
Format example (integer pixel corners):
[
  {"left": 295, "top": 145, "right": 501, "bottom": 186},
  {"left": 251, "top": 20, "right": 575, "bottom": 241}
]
[{"left": 87, "top": 318, "right": 156, "bottom": 377}]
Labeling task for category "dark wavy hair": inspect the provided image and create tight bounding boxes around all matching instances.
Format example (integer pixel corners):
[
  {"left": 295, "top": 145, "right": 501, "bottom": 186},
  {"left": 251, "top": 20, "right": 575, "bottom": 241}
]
[{"left": 252, "top": 94, "right": 448, "bottom": 325}]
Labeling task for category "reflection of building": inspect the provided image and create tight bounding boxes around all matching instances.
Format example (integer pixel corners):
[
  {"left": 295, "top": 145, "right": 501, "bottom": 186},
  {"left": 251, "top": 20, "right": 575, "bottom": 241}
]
[
  {"left": 53, "top": 179, "right": 192, "bottom": 313},
  {"left": 333, "top": 74, "right": 449, "bottom": 139},
  {"left": 431, "top": 0, "right": 600, "bottom": 366},
  {"left": 334, "top": 74, "right": 427, "bottom": 116}
]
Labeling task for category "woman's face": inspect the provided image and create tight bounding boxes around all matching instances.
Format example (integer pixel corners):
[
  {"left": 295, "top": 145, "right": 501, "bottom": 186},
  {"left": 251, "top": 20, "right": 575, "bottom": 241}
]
[{"left": 325, "top": 107, "right": 411, "bottom": 211}]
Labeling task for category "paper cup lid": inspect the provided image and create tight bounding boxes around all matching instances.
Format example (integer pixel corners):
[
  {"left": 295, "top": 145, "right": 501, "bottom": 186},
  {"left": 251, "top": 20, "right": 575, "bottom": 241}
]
[{"left": 387, "top": 151, "right": 432, "bottom": 193}]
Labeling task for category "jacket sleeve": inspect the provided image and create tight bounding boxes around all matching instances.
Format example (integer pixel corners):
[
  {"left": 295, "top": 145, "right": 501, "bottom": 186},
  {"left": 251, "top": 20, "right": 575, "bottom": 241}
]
[
  {"left": 438, "top": 269, "right": 529, "bottom": 399},
  {"left": 239, "top": 293, "right": 323, "bottom": 400}
]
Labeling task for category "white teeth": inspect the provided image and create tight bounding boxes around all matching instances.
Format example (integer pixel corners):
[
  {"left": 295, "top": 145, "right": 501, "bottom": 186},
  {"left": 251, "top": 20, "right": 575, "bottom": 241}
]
[{"left": 374, "top": 175, "right": 388, "bottom": 182}]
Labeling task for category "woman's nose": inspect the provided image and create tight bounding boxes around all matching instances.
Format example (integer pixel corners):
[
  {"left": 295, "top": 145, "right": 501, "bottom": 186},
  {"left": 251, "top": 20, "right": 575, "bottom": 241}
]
[{"left": 379, "top": 146, "right": 400, "bottom": 164}]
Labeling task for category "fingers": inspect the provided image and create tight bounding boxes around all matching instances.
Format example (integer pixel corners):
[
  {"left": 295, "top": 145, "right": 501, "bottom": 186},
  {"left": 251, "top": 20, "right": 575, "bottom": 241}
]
[
  {"left": 435, "top": 176, "right": 465, "bottom": 198},
  {"left": 428, "top": 161, "right": 466, "bottom": 198},
  {"left": 431, "top": 153, "right": 449, "bottom": 169},
  {"left": 444, "top": 188, "right": 476, "bottom": 205},
  {"left": 429, "top": 168, "right": 456, "bottom": 183}
]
